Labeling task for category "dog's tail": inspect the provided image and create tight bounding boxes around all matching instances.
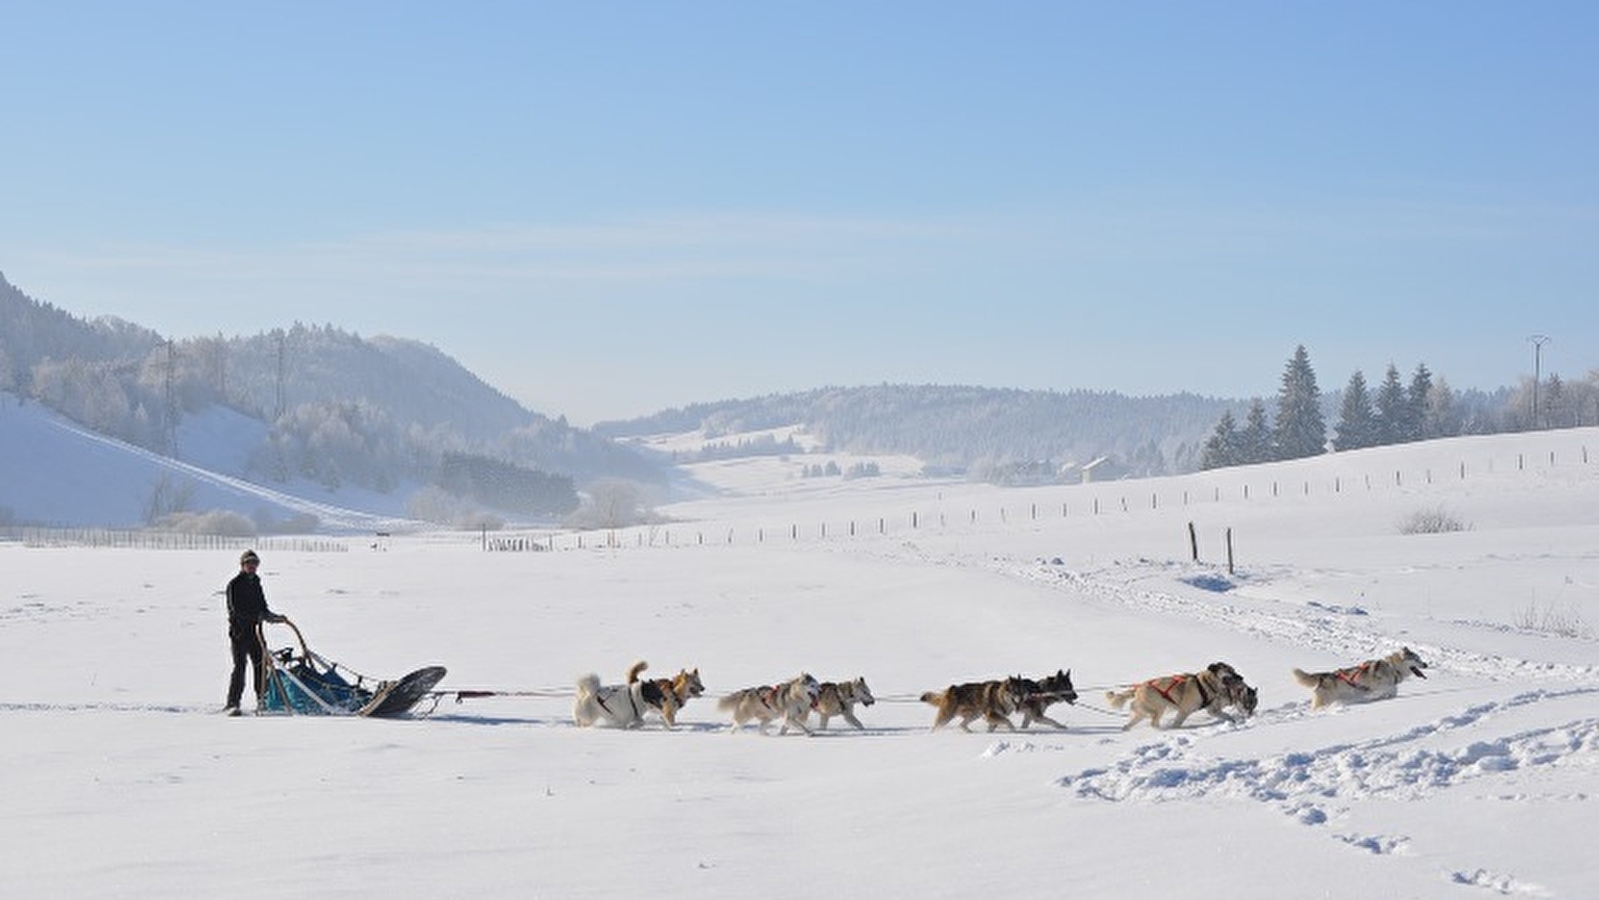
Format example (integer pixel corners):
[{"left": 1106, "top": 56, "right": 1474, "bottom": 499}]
[
  {"left": 1104, "top": 688, "right": 1135, "bottom": 709},
  {"left": 716, "top": 690, "right": 744, "bottom": 712},
  {"left": 627, "top": 660, "right": 649, "bottom": 683},
  {"left": 919, "top": 689, "right": 947, "bottom": 706},
  {"left": 1290, "top": 668, "right": 1321, "bottom": 688},
  {"left": 576, "top": 673, "right": 601, "bottom": 699}
]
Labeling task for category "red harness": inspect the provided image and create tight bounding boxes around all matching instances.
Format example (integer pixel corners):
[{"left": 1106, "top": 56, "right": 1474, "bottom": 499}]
[{"left": 1335, "top": 662, "right": 1374, "bottom": 689}]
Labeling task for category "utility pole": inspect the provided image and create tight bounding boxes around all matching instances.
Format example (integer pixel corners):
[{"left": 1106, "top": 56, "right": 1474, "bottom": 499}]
[{"left": 1529, "top": 334, "right": 1550, "bottom": 430}]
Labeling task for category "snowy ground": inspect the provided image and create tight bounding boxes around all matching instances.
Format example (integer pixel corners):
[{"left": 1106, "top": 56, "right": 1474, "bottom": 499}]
[{"left": 3, "top": 427, "right": 1597, "bottom": 898}]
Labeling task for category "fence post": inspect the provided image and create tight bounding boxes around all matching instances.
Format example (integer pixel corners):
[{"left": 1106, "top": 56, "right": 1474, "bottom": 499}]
[
  {"left": 1226, "top": 527, "right": 1235, "bottom": 575},
  {"left": 1188, "top": 521, "right": 1198, "bottom": 562}
]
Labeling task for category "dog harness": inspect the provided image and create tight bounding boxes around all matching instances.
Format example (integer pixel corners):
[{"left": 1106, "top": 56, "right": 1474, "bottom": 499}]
[
  {"left": 1145, "top": 674, "right": 1211, "bottom": 709},
  {"left": 1334, "top": 663, "right": 1375, "bottom": 690},
  {"left": 593, "top": 685, "right": 641, "bottom": 719}
]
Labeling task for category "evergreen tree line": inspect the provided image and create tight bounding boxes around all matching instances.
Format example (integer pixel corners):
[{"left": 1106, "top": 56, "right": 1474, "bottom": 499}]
[
  {"left": 435, "top": 453, "right": 579, "bottom": 516},
  {"left": 1201, "top": 346, "right": 1599, "bottom": 470}
]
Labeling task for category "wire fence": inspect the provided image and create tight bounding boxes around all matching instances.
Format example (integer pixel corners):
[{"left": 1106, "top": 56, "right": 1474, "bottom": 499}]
[
  {"left": 0, "top": 527, "right": 349, "bottom": 553},
  {"left": 484, "top": 438, "right": 1595, "bottom": 554}
]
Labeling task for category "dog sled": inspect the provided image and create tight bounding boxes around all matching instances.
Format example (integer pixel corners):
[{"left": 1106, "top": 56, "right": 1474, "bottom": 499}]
[{"left": 257, "top": 618, "right": 446, "bottom": 718}]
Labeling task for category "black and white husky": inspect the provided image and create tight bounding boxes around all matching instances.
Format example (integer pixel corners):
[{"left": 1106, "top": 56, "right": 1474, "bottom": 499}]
[{"left": 573, "top": 661, "right": 673, "bottom": 728}]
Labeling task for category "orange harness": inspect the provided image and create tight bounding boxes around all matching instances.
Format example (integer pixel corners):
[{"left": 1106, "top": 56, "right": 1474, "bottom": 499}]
[
  {"left": 1145, "top": 674, "right": 1211, "bottom": 708},
  {"left": 1335, "top": 662, "right": 1374, "bottom": 690}
]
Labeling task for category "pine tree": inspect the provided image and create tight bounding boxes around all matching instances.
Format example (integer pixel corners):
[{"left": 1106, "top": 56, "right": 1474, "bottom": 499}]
[
  {"left": 1200, "top": 410, "right": 1241, "bottom": 470},
  {"left": 1404, "top": 363, "right": 1433, "bottom": 441},
  {"left": 1333, "top": 370, "right": 1376, "bottom": 451},
  {"left": 1544, "top": 374, "right": 1567, "bottom": 428},
  {"left": 1373, "top": 363, "right": 1407, "bottom": 445},
  {"left": 1239, "top": 399, "right": 1273, "bottom": 463},
  {"left": 1272, "top": 345, "right": 1326, "bottom": 460}
]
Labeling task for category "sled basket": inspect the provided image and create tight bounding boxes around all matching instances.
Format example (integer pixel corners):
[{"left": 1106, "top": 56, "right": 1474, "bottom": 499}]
[{"left": 257, "top": 619, "right": 446, "bottom": 718}]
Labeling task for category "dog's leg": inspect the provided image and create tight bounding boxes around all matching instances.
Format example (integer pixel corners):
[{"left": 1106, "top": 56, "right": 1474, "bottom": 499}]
[
  {"left": 842, "top": 708, "right": 865, "bottom": 730},
  {"left": 1149, "top": 704, "right": 1168, "bottom": 729},
  {"left": 985, "top": 713, "right": 1016, "bottom": 732},
  {"left": 1121, "top": 702, "right": 1145, "bottom": 730}
]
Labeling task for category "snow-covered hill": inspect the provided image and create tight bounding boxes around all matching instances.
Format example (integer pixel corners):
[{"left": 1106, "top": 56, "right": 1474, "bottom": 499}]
[
  {"left": 3, "top": 426, "right": 1597, "bottom": 897},
  {"left": 0, "top": 392, "right": 418, "bottom": 532}
]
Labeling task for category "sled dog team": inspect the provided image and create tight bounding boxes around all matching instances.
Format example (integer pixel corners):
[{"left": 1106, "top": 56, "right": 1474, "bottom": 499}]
[{"left": 573, "top": 647, "right": 1429, "bottom": 733}]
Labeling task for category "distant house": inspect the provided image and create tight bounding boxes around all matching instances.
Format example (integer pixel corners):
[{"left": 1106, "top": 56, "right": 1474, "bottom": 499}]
[{"left": 1080, "top": 457, "right": 1110, "bottom": 484}]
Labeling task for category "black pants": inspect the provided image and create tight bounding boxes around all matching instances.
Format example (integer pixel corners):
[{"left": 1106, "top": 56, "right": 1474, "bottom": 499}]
[{"left": 226, "top": 625, "right": 265, "bottom": 709}]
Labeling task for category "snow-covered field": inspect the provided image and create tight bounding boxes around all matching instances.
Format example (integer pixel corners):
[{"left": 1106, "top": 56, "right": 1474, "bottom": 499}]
[{"left": 3, "top": 427, "right": 1598, "bottom": 898}]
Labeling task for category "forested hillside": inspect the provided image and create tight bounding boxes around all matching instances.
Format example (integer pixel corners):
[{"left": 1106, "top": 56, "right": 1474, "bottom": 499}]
[
  {"left": 597, "top": 384, "right": 1237, "bottom": 478},
  {"left": 0, "top": 273, "right": 660, "bottom": 515}
]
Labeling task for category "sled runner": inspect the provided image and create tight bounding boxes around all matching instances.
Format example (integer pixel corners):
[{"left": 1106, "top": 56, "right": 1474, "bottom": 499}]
[{"left": 257, "top": 618, "right": 446, "bottom": 718}]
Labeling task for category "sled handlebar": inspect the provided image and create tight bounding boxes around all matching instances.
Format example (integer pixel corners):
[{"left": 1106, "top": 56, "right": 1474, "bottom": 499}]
[{"left": 262, "top": 615, "right": 311, "bottom": 661}]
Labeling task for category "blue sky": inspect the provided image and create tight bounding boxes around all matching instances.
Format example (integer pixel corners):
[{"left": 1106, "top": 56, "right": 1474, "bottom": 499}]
[{"left": 3, "top": 3, "right": 1594, "bottom": 424}]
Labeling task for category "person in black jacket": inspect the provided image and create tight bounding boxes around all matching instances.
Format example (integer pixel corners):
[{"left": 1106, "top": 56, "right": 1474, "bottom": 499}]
[{"left": 224, "top": 549, "right": 287, "bottom": 715}]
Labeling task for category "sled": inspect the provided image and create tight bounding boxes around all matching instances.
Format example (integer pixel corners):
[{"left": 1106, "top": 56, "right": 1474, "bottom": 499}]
[{"left": 257, "top": 618, "right": 446, "bottom": 718}]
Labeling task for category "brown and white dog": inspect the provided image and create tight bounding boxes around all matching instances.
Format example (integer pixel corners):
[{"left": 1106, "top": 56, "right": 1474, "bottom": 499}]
[
  {"left": 718, "top": 673, "right": 822, "bottom": 735},
  {"left": 810, "top": 677, "right": 876, "bottom": 730},
  {"left": 1292, "top": 647, "right": 1428, "bottom": 709},
  {"left": 1105, "top": 662, "right": 1253, "bottom": 730}
]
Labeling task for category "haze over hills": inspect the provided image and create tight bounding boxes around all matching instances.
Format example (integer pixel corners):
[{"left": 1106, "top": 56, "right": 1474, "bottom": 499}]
[{"left": 1, "top": 270, "right": 1584, "bottom": 532}]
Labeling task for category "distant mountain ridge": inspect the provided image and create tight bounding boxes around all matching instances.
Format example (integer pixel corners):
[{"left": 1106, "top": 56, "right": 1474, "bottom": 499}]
[{"left": 598, "top": 384, "right": 1237, "bottom": 477}]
